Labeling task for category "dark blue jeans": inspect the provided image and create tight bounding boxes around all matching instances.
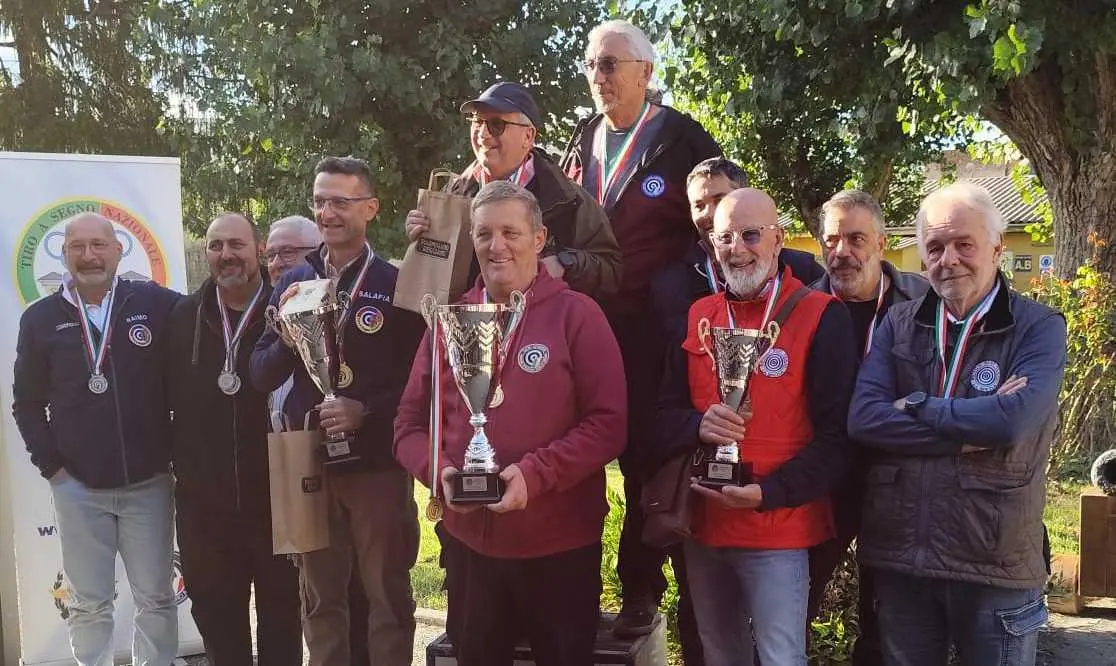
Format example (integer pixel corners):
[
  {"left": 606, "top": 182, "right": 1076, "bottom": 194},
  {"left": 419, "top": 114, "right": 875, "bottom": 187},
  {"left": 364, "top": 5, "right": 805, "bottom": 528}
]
[{"left": 874, "top": 570, "right": 1047, "bottom": 666}]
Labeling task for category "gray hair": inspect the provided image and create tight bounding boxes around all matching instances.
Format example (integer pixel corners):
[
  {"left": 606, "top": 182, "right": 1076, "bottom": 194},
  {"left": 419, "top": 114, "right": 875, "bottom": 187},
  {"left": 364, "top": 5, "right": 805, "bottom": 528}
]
[
  {"left": 471, "top": 181, "right": 543, "bottom": 232},
  {"left": 587, "top": 19, "right": 656, "bottom": 65},
  {"left": 915, "top": 181, "right": 1006, "bottom": 250},
  {"left": 822, "top": 190, "right": 886, "bottom": 235},
  {"left": 268, "top": 215, "right": 321, "bottom": 246}
]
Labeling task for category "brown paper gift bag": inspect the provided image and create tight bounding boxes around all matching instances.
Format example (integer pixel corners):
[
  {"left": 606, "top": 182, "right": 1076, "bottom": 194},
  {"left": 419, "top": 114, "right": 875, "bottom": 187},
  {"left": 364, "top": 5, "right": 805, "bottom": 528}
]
[
  {"left": 268, "top": 413, "right": 330, "bottom": 554},
  {"left": 393, "top": 169, "right": 474, "bottom": 313}
]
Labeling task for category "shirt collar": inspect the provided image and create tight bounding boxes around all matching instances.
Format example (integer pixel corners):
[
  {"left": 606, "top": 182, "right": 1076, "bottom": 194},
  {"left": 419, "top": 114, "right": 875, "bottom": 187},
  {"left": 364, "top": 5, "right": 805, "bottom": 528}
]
[{"left": 61, "top": 273, "right": 119, "bottom": 309}]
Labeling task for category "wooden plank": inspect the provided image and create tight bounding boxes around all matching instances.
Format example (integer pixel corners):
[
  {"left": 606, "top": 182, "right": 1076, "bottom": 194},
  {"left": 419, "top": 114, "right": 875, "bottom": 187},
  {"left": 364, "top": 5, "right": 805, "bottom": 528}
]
[{"left": 1079, "top": 490, "right": 1111, "bottom": 597}]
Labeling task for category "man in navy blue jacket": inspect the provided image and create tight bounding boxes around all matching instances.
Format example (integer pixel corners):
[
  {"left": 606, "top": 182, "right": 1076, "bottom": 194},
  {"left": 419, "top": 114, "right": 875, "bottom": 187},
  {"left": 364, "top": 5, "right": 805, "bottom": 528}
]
[
  {"left": 13, "top": 212, "right": 180, "bottom": 666},
  {"left": 250, "top": 156, "right": 425, "bottom": 666},
  {"left": 849, "top": 182, "right": 1065, "bottom": 666}
]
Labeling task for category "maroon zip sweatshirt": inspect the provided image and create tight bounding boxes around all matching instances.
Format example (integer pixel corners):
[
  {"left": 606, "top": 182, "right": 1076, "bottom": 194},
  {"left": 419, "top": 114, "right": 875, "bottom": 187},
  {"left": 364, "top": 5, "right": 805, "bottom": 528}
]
[{"left": 394, "top": 268, "right": 627, "bottom": 559}]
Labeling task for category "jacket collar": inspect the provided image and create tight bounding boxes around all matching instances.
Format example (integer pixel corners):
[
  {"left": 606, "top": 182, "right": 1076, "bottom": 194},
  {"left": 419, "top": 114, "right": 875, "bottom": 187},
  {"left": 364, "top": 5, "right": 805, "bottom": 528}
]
[
  {"left": 461, "top": 262, "right": 567, "bottom": 307},
  {"left": 809, "top": 261, "right": 929, "bottom": 303},
  {"left": 190, "top": 267, "right": 271, "bottom": 366},
  {"left": 913, "top": 271, "right": 1014, "bottom": 332},
  {"left": 564, "top": 104, "right": 687, "bottom": 172}
]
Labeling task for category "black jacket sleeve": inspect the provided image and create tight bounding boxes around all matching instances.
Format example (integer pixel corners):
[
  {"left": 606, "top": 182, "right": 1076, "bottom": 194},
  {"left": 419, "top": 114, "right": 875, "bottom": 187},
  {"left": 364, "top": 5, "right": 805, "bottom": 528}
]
[
  {"left": 649, "top": 334, "right": 703, "bottom": 474},
  {"left": 361, "top": 307, "right": 425, "bottom": 424},
  {"left": 12, "top": 309, "right": 62, "bottom": 479},
  {"left": 758, "top": 300, "right": 857, "bottom": 510}
]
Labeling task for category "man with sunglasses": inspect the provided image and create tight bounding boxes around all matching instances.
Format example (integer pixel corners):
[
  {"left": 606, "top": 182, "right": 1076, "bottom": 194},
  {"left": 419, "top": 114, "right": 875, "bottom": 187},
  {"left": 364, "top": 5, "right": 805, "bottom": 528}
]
[
  {"left": 404, "top": 81, "right": 621, "bottom": 297},
  {"left": 656, "top": 189, "right": 856, "bottom": 665},
  {"left": 559, "top": 18, "right": 722, "bottom": 639},
  {"left": 251, "top": 156, "right": 425, "bottom": 666}
]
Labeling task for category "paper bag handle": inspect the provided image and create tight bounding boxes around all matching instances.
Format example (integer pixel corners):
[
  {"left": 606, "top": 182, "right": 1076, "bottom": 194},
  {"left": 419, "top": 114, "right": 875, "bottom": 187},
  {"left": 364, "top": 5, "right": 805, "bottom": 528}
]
[{"left": 428, "top": 169, "right": 457, "bottom": 191}]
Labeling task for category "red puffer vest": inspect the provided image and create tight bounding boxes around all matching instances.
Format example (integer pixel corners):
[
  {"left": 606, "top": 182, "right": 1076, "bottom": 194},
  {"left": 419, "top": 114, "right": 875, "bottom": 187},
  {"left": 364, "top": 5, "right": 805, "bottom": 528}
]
[{"left": 683, "top": 269, "right": 835, "bottom": 549}]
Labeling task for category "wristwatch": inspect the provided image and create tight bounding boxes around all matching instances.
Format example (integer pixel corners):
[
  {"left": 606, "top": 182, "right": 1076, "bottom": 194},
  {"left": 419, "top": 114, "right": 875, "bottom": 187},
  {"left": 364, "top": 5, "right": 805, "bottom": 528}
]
[
  {"left": 903, "top": 391, "right": 928, "bottom": 414},
  {"left": 556, "top": 250, "right": 577, "bottom": 270}
]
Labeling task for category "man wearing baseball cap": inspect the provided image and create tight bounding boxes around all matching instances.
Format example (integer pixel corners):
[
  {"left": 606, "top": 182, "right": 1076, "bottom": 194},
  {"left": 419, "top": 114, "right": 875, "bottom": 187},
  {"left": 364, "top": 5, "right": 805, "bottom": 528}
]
[{"left": 404, "top": 81, "right": 622, "bottom": 298}]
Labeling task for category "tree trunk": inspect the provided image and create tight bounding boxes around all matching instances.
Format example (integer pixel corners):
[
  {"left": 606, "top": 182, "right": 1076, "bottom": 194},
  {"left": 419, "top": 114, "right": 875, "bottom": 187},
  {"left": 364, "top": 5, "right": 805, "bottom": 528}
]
[{"left": 983, "top": 54, "right": 1116, "bottom": 279}]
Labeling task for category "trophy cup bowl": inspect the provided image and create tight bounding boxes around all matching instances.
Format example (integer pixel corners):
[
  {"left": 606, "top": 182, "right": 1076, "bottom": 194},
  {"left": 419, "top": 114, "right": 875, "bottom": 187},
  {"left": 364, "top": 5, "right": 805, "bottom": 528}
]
[
  {"left": 266, "top": 278, "right": 358, "bottom": 466},
  {"left": 695, "top": 320, "right": 780, "bottom": 490},
  {"left": 422, "top": 292, "right": 525, "bottom": 504}
]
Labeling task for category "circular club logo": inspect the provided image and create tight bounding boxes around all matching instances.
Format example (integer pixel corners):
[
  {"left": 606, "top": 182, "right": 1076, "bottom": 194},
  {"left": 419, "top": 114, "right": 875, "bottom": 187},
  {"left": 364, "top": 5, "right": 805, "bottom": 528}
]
[
  {"left": 14, "top": 198, "right": 168, "bottom": 305},
  {"left": 759, "top": 348, "right": 790, "bottom": 378},
  {"left": 355, "top": 305, "right": 384, "bottom": 334},
  {"left": 641, "top": 174, "right": 666, "bottom": 198},
  {"left": 517, "top": 343, "right": 550, "bottom": 374},
  {"left": 129, "top": 323, "right": 153, "bottom": 347},
  {"left": 970, "top": 360, "right": 1001, "bottom": 393}
]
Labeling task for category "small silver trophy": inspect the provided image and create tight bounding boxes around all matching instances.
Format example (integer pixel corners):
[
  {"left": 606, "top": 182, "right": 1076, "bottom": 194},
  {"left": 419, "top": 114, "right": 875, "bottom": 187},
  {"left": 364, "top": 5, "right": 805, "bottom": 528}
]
[
  {"left": 422, "top": 292, "right": 525, "bottom": 504},
  {"left": 695, "top": 319, "right": 781, "bottom": 489},
  {"left": 265, "top": 278, "right": 357, "bottom": 466}
]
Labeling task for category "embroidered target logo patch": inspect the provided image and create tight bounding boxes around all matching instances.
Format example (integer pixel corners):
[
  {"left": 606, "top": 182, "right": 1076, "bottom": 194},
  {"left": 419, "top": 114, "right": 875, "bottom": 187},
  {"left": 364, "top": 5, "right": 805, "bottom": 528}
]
[
  {"left": 518, "top": 343, "right": 550, "bottom": 374},
  {"left": 128, "top": 323, "right": 152, "bottom": 347},
  {"left": 355, "top": 306, "right": 384, "bottom": 334},
  {"left": 970, "top": 360, "right": 1001, "bottom": 392},
  {"left": 641, "top": 174, "right": 666, "bottom": 198},
  {"left": 759, "top": 348, "right": 789, "bottom": 378}
]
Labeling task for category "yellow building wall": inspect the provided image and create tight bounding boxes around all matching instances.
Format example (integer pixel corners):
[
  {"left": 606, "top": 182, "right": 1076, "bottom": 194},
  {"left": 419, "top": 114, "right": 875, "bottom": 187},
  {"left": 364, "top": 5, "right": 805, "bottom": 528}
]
[{"left": 782, "top": 232, "right": 1052, "bottom": 291}]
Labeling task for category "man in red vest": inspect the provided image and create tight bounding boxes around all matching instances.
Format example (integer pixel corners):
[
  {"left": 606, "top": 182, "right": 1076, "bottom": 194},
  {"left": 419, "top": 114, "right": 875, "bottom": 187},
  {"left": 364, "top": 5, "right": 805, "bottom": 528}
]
[{"left": 657, "top": 188, "right": 857, "bottom": 665}]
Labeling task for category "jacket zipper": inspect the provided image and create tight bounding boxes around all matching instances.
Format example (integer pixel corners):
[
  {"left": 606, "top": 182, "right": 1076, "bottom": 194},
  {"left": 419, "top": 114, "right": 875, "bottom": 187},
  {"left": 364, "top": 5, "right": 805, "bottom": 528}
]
[{"left": 108, "top": 292, "right": 136, "bottom": 486}]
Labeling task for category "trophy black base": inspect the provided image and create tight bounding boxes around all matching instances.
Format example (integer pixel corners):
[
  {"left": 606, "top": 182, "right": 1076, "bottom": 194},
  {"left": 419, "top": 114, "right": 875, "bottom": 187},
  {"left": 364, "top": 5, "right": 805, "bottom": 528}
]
[
  {"left": 696, "top": 461, "right": 754, "bottom": 490},
  {"left": 322, "top": 435, "right": 360, "bottom": 466},
  {"left": 450, "top": 471, "right": 505, "bottom": 504}
]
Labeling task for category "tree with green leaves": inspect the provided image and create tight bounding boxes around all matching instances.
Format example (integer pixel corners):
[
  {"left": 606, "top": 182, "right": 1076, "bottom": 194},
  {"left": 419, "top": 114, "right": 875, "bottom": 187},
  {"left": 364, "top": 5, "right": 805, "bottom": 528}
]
[
  {"left": 676, "top": 0, "right": 1115, "bottom": 278},
  {"left": 168, "top": 0, "right": 606, "bottom": 256},
  {"left": 645, "top": 0, "right": 968, "bottom": 238},
  {"left": 0, "top": 0, "right": 174, "bottom": 155}
]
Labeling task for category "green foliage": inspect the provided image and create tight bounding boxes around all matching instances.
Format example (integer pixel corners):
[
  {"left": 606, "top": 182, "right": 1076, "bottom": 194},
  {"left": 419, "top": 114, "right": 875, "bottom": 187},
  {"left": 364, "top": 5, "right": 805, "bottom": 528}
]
[
  {"left": 658, "top": 0, "right": 967, "bottom": 237},
  {"left": 164, "top": 0, "right": 606, "bottom": 254},
  {"left": 809, "top": 547, "right": 859, "bottom": 665},
  {"left": 1031, "top": 261, "right": 1116, "bottom": 479}
]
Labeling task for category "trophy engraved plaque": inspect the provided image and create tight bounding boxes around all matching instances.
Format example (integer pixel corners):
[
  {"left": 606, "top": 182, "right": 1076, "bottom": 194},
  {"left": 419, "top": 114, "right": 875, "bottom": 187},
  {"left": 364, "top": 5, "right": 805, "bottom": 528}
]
[
  {"left": 422, "top": 292, "right": 525, "bottom": 504},
  {"left": 265, "top": 278, "right": 358, "bottom": 466},
  {"left": 695, "top": 319, "right": 781, "bottom": 489}
]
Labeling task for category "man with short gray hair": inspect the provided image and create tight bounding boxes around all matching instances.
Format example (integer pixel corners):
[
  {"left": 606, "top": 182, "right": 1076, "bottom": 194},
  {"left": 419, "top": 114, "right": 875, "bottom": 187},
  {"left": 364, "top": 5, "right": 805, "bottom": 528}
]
[
  {"left": 265, "top": 215, "right": 321, "bottom": 284},
  {"left": 849, "top": 182, "right": 1065, "bottom": 665}
]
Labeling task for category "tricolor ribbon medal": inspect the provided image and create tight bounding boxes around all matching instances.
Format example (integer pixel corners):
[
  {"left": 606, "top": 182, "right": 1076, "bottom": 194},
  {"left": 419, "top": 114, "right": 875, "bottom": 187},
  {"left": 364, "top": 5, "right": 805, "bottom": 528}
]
[
  {"left": 331, "top": 243, "right": 374, "bottom": 389},
  {"left": 66, "top": 278, "right": 116, "bottom": 395},
  {"left": 593, "top": 101, "right": 654, "bottom": 207},
  {"left": 726, "top": 274, "right": 783, "bottom": 375},
  {"left": 935, "top": 286, "right": 999, "bottom": 398},
  {"left": 834, "top": 277, "right": 887, "bottom": 359},
  {"left": 216, "top": 280, "right": 265, "bottom": 396}
]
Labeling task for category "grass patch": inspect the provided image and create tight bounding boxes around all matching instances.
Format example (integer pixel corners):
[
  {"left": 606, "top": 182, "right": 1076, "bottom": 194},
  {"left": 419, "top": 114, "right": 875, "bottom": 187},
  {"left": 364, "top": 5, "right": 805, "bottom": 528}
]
[{"left": 1045, "top": 480, "right": 1085, "bottom": 555}]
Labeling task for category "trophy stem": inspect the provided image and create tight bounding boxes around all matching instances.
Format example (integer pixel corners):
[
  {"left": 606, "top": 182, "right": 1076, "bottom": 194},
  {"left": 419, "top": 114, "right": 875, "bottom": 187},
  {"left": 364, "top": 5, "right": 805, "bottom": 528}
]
[{"left": 463, "top": 413, "right": 499, "bottom": 474}]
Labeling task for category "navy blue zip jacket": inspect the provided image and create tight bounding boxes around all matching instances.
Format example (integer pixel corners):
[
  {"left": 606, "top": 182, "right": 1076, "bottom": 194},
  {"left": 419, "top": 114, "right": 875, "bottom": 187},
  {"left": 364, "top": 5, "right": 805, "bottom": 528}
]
[
  {"left": 249, "top": 245, "right": 425, "bottom": 475},
  {"left": 13, "top": 279, "right": 180, "bottom": 488},
  {"left": 166, "top": 270, "right": 273, "bottom": 516}
]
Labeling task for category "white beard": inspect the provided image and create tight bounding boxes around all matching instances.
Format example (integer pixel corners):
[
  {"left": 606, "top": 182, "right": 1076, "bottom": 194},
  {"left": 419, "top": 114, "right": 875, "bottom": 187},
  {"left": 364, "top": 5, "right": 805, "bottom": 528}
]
[{"left": 723, "top": 254, "right": 775, "bottom": 299}]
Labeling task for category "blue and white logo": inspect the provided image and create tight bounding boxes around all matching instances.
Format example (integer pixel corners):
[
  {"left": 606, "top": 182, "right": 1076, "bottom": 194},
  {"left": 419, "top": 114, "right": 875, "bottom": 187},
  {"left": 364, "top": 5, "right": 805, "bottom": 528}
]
[
  {"left": 759, "top": 348, "right": 789, "bottom": 378},
  {"left": 970, "top": 360, "right": 1001, "bottom": 392},
  {"left": 518, "top": 343, "right": 550, "bottom": 374},
  {"left": 641, "top": 174, "right": 666, "bottom": 198}
]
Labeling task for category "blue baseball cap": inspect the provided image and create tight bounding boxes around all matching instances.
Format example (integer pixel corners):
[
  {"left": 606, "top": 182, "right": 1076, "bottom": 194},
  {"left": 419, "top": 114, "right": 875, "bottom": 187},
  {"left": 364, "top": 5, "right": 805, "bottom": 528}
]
[{"left": 460, "top": 81, "right": 543, "bottom": 129}]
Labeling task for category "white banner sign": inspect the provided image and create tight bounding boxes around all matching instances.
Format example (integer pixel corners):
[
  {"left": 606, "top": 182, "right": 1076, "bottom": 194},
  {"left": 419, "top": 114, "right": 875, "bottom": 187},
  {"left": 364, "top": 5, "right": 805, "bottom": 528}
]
[{"left": 0, "top": 152, "right": 203, "bottom": 664}]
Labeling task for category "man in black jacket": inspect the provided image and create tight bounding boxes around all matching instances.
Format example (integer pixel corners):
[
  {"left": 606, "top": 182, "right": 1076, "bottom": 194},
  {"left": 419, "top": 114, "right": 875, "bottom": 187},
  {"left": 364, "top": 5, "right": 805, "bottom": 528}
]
[
  {"left": 167, "top": 212, "right": 301, "bottom": 665},
  {"left": 404, "top": 80, "right": 622, "bottom": 298},
  {"left": 251, "top": 156, "right": 425, "bottom": 666},
  {"left": 808, "top": 190, "right": 928, "bottom": 665},
  {"left": 13, "top": 212, "right": 180, "bottom": 666},
  {"left": 560, "top": 18, "right": 722, "bottom": 638}
]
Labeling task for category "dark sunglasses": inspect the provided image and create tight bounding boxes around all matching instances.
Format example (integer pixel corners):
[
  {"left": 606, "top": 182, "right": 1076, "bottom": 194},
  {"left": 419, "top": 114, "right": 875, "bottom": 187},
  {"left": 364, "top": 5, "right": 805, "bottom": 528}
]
[
  {"left": 466, "top": 115, "right": 534, "bottom": 137},
  {"left": 583, "top": 56, "right": 645, "bottom": 75}
]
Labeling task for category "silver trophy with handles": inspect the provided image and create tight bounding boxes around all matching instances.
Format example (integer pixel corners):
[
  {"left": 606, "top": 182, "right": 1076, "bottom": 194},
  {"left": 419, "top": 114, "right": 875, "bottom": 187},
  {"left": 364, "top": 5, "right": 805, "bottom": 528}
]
[
  {"left": 265, "top": 278, "right": 356, "bottom": 466},
  {"left": 422, "top": 291, "right": 525, "bottom": 503},
  {"left": 695, "top": 319, "right": 781, "bottom": 488}
]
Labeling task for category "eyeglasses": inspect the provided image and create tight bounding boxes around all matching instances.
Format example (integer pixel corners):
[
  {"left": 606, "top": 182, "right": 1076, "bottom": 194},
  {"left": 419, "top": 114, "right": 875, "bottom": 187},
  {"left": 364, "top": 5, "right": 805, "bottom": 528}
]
[
  {"left": 64, "top": 240, "right": 115, "bottom": 255},
  {"left": 466, "top": 115, "right": 533, "bottom": 137},
  {"left": 582, "top": 56, "right": 645, "bottom": 75},
  {"left": 308, "top": 196, "right": 373, "bottom": 212},
  {"left": 709, "top": 225, "right": 779, "bottom": 248},
  {"left": 264, "top": 246, "right": 317, "bottom": 262}
]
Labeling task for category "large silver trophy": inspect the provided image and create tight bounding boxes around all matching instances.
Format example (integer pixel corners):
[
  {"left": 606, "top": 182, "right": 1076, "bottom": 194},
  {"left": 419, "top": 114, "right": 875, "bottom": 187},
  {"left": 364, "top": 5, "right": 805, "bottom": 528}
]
[
  {"left": 265, "top": 278, "right": 357, "bottom": 466},
  {"left": 422, "top": 292, "right": 526, "bottom": 504},
  {"left": 695, "top": 318, "right": 781, "bottom": 489}
]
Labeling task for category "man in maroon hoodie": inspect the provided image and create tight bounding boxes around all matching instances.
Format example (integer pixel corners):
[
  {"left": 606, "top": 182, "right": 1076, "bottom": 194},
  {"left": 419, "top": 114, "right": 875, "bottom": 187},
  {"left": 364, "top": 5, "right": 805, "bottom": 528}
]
[{"left": 395, "top": 180, "right": 627, "bottom": 665}]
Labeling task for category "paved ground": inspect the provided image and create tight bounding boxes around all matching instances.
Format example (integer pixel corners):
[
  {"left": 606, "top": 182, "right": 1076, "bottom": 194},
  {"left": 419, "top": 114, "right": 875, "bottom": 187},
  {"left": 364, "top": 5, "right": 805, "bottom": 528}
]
[{"left": 1038, "top": 599, "right": 1116, "bottom": 666}]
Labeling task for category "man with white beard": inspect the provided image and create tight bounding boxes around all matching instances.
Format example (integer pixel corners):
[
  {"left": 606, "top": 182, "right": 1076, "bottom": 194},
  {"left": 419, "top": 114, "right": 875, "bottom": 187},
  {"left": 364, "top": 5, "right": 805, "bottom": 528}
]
[{"left": 655, "top": 189, "right": 857, "bottom": 665}]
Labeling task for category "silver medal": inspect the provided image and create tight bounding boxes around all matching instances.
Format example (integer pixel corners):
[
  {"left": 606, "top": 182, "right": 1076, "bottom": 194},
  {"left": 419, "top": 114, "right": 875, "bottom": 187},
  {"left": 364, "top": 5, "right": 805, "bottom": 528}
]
[
  {"left": 217, "top": 371, "right": 241, "bottom": 395},
  {"left": 88, "top": 373, "right": 109, "bottom": 394}
]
